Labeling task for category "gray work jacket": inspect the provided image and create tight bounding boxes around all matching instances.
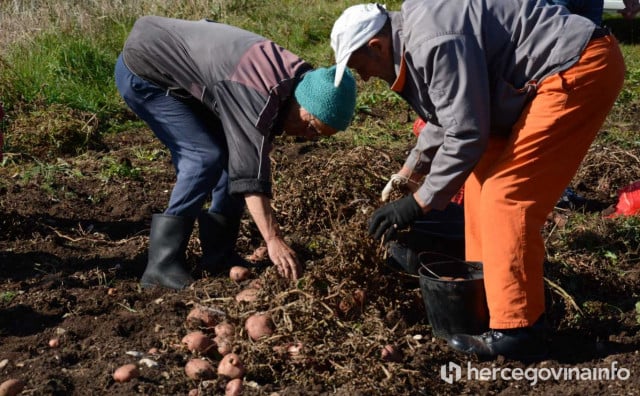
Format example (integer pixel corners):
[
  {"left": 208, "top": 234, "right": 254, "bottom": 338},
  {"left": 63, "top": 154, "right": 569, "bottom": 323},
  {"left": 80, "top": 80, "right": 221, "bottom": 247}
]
[
  {"left": 389, "top": 0, "right": 595, "bottom": 209},
  {"left": 122, "top": 16, "right": 312, "bottom": 197}
]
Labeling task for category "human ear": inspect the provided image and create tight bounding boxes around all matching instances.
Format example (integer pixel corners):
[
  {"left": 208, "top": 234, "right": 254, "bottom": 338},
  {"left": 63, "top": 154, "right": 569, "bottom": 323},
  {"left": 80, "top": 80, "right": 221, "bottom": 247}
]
[{"left": 367, "top": 37, "right": 387, "bottom": 57}]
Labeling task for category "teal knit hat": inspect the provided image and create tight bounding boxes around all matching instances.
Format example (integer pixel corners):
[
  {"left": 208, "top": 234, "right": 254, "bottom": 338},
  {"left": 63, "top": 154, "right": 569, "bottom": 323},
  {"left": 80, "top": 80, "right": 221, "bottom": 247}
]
[{"left": 294, "top": 65, "right": 356, "bottom": 131}]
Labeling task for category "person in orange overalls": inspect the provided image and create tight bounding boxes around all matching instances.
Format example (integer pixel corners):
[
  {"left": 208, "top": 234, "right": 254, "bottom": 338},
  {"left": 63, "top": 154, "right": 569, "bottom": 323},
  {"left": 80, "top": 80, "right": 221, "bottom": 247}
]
[{"left": 331, "top": 1, "right": 624, "bottom": 360}]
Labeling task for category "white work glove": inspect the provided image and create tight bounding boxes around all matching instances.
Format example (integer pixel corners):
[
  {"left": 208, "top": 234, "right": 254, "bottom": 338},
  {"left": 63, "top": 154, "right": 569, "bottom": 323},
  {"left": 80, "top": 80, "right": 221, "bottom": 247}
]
[{"left": 381, "top": 174, "right": 409, "bottom": 202}]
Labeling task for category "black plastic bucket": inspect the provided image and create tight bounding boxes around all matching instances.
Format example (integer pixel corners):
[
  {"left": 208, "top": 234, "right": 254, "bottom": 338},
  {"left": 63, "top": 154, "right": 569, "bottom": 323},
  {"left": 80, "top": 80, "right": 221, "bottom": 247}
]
[{"left": 418, "top": 258, "right": 489, "bottom": 339}]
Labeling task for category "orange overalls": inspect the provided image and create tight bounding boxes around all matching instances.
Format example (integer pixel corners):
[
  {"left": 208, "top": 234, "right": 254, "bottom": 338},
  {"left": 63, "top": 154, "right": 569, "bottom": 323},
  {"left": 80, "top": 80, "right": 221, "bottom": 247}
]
[{"left": 464, "top": 35, "right": 625, "bottom": 329}]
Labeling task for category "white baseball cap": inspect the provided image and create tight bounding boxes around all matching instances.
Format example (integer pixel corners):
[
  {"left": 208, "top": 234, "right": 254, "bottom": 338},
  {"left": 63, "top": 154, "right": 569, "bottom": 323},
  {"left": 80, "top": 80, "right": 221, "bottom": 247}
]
[{"left": 331, "top": 3, "right": 388, "bottom": 87}]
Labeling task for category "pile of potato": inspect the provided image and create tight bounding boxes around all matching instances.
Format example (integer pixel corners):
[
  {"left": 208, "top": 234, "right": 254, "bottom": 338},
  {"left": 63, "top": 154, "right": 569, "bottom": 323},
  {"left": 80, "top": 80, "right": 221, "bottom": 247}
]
[{"left": 110, "top": 265, "right": 278, "bottom": 396}]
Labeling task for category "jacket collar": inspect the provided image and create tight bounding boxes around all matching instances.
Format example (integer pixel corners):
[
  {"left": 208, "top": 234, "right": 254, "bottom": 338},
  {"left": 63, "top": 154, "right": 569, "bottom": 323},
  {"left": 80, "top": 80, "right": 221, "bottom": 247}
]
[{"left": 388, "top": 11, "right": 406, "bottom": 92}]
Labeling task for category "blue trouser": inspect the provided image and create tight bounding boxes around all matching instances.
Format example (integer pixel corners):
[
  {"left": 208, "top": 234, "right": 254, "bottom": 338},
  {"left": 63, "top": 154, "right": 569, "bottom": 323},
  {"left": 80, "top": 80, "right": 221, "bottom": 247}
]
[{"left": 114, "top": 54, "right": 244, "bottom": 219}]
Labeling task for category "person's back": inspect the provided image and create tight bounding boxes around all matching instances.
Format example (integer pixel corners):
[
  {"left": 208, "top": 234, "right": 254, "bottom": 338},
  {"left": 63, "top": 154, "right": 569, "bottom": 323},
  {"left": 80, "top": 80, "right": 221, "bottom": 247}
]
[
  {"left": 547, "top": 0, "right": 603, "bottom": 25},
  {"left": 398, "top": 0, "right": 595, "bottom": 141},
  {"left": 123, "top": 16, "right": 307, "bottom": 115}
]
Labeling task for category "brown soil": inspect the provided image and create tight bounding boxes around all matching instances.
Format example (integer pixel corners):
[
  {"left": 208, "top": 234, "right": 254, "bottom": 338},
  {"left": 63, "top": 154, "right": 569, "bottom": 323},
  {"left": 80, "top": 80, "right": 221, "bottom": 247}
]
[{"left": 1, "top": 120, "right": 639, "bottom": 395}]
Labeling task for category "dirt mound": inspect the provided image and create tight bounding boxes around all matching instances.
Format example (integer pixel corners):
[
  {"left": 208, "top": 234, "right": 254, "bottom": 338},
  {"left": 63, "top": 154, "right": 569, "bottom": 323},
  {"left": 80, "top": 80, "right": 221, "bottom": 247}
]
[{"left": 1, "top": 127, "right": 639, "bottom": 395}]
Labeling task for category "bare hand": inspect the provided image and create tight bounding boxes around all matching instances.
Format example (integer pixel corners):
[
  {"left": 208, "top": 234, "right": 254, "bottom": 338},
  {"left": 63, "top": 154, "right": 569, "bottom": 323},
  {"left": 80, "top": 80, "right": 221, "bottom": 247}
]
[{"left": 265, "top": 237, "right": 302, "bottom": 280}]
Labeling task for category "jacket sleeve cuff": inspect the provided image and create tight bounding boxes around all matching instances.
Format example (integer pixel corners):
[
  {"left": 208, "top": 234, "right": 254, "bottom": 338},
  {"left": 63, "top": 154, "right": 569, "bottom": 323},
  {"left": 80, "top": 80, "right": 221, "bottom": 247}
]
[{"left": 229, "top": 179, "right": 273, "bottom": 199}]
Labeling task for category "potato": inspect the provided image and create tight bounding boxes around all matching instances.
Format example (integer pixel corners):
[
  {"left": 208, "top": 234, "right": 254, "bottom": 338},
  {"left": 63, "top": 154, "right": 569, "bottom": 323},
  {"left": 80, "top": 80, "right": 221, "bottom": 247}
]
[
  {"left": 48, "top": 337, "right": 60, "bottom": 348},
  {"left": 380, "top": 344, "right": 403, "bottom": 362},
  {"left": 338, "top": 299, "right": 352, "bottom": 314},
  {"left": 184, "top": 358, "right": 216, "bottom": 380},
  {"left": 215, "top": 336, "right": 233, "bottom": 356},
  {"left": 289, "top": 342, "right": 307, "bottom": 362},
  {"left": 247, "top": 278, "right": 263, "bottom": 290},
  {"left": 113, "top": 363, "right": 140, "bottom": 383},
  {"left": 214, "top": 322, "right": 235, "bottom": 338},
  {"left": 272, "top": 344, "right": 287, "bottom": 355},
  {"left": 0, "top": 378, "right": 25, "bottom": 396},
  {"left": 439, "top": 276, "right": 465, "bottom": 281},
  {"left": 246, "top": 246, "right": 268, "bottom": 262},
  {"left": 353, "top": 289, "right": 366, "bottom": 305},
  {"left": 182, "top": 331, "right": 215, "bottom": 355},
  {"left": 186, "top": 306, "right": 220, "bottom": 329},
  {"left": 287, "top": 342, "right": 304, "bottom": 359},
  {"left": 229, "top": 266, "right": 250, "bottom": 282},
  {"left": 235, "top": 288, "right": 259, "bottom": 303},
  {"left": 217, "top": 353, "right": 245, "bottom": 379},
  {"left": 225, "top": 378, "right": 243, "bottom": 396},
  {"left": 244, "top": 313, "right": 274, "bottom": 341},
  {"left": 274, "top": 342, "right": 304, "bottom": 361}
]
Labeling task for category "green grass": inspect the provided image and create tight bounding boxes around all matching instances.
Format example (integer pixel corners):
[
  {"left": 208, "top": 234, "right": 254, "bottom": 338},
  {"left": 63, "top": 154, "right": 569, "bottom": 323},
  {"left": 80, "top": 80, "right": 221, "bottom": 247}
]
[
  {"left": 0, "top": 291, "right": 17, "bottom": 303},
  {"left": 19, "top": 158, "right": 83, "bottom": 196},
  {"left": 549, "top": 211, "right": 640, "bottom": 270},
  {"left": 0, "top": 1, "right": 638, "bottom": 158},
  {"left": 99, "top": 156, "right": 142, "bottom": 182},
  {"left": 0, "top": 19, "right": 128, "bottom": 112},
  {"left": 0, "top": 1, "right": 404, "bottom": 143}
]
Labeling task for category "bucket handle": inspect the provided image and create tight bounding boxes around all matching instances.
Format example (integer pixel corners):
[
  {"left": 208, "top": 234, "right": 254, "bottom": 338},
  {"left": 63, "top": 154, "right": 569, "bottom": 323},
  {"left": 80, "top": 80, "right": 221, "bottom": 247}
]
[
  {"left": 421, "top": 265, "right": 442, "bottom": 279},
  {"left": 418, "top": 251, "right": 464, "bottom": 279},
  {"left": 419, "top": 251, "right": 484, "bottom": 279}
]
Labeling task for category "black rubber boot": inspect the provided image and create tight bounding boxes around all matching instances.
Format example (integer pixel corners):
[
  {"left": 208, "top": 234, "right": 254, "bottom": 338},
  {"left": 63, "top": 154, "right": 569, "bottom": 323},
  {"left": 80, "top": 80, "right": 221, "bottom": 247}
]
[
  {"left": 447, "top": 316, "right": 549, "bottom": 361},
  {"left": 198, "top": 211, "right": 250, "bottom": 272},
  {"left": 140, "top": 214, "right": 195, "bottom": 290}
]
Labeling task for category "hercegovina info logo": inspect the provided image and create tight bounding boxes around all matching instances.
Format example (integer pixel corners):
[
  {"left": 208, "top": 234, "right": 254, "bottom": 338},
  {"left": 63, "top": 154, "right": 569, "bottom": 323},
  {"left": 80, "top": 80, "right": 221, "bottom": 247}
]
[{"left": 440, "top": 361, "right": 630, "bottom": 386}]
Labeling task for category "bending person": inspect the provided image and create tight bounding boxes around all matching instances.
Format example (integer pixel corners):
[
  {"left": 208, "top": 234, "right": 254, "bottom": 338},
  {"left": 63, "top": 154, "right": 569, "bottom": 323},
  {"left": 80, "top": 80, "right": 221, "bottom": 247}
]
[
  {"left": 115, "top": 16, "right": 356, "bottom": 289},
  {"left": 331, "top": 1, "right": 624, "bottom": 360}
]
